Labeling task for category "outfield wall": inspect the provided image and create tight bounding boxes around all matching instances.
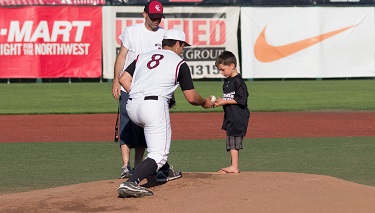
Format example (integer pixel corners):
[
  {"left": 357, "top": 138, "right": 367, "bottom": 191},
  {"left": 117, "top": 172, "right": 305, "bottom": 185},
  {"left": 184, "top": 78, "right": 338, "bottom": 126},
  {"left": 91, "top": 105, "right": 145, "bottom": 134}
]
[{"left": 0, "top": 4, "right": 374, "bottom": 79}]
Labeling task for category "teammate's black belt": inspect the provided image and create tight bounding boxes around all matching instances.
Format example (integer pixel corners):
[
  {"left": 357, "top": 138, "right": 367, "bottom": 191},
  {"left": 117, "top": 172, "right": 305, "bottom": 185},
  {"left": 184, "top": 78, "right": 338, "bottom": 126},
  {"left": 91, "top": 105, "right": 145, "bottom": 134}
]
[{"left": 144, "top": 96, "right": 158, "bottom": 100}]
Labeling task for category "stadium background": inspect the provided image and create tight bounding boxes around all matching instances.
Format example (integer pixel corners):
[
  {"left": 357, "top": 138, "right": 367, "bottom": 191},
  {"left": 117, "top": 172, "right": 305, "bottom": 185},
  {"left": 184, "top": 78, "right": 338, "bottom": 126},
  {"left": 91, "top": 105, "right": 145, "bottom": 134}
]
[{"left": 0, "top": 0, "right": 374, "bottom": 83}]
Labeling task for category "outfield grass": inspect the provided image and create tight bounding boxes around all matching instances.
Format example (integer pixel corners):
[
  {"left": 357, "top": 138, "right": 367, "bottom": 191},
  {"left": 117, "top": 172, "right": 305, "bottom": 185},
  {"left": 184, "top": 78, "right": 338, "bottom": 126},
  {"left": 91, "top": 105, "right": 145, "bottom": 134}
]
[
  {"left": 0, "top": 79, "right": 374, "bottom": 114},
  {"left": 1, "top": 137, "right": 374, "bottom": 194}
]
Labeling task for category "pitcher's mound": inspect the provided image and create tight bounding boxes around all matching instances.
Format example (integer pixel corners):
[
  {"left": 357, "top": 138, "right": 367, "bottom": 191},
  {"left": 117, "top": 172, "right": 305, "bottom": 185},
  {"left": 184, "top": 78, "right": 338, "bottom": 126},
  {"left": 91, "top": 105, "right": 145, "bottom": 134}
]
[{"left": 1, "top": 172, "right": 375, "bottom": 213}]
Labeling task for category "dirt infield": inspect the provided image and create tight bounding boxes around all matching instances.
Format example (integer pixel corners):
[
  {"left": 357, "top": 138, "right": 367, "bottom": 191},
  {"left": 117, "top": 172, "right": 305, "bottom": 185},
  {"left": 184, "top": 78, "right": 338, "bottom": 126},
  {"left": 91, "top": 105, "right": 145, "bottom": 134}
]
[
  {"left": 1, "top": 112, "right": 375, "bottom": 212},
  {"left": 1, "top": 112, "right": 375, "bottom": 142},
  {"left": 2, "top": 172, "right": 375, "bottom": 213}
]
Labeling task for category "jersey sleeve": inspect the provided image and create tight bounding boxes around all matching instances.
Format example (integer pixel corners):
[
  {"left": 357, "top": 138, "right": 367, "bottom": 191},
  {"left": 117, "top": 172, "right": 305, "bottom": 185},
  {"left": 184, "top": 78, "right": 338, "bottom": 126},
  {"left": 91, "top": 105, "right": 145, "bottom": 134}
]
[
  {"left": 119, "top": 28, "right": 131, "bottom": 50},
  {"left": 177, "top": 62, "right": 194, "bottom": 91},
  {"left": 233, "top": 76, "right": 248, "bottom": 106},
  {"left": 124, "top": 60, "right": 136, "bottom": 77}
]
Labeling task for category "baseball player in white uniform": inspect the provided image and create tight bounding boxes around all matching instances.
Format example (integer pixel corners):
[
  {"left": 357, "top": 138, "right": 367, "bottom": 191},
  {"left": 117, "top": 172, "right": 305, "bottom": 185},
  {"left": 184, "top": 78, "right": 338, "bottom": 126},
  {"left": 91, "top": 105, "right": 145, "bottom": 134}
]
[
  {"left": 117, "top": 29, "right": 214, "bottom": 198},
  {"left": 112, "top": 0, "right": 179, "bottom": 179}
]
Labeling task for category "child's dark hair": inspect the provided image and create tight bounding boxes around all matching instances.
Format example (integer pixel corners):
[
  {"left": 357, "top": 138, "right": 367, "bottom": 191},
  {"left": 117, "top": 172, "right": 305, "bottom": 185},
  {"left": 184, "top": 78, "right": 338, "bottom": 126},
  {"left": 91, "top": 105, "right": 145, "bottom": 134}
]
[{"left": 215, "top": 51, "right": 237, "bottom": 67}]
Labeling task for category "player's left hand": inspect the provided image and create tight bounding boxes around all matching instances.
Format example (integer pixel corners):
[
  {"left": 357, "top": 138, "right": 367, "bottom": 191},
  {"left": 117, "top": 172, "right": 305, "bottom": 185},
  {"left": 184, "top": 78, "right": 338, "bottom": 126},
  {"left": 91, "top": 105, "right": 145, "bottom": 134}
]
[{"left": 112, "top": 80, "right": 121, "bottom": 101}]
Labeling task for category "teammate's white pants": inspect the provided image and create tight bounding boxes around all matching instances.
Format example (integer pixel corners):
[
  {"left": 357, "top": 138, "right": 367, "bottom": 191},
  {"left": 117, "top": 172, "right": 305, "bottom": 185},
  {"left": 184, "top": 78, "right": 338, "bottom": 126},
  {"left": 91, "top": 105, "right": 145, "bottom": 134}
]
[{"left": 126, "top": 96, "right": 171, "bottom": 170}]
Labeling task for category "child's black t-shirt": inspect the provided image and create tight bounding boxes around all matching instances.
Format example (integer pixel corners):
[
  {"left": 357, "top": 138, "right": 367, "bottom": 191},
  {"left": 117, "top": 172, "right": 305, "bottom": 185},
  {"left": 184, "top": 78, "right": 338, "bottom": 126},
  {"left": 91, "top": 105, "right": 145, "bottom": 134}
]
[{"left": 221, "top": 74, "right": 250, "bottom": 136}]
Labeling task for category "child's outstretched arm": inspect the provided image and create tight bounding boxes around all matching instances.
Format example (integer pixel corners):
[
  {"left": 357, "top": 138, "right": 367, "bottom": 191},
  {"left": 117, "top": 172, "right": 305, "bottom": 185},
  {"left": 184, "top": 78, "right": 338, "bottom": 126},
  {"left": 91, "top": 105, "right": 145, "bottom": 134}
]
[{"left": 214, "top": 97, "right": 237, "bottom": 107}]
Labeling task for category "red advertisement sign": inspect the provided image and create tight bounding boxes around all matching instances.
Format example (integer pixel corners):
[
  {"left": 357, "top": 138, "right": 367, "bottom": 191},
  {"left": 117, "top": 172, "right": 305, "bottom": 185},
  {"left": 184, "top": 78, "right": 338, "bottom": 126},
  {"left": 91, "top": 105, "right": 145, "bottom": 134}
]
[
  {"left": 0, "top": 0, "right": 105, "bottom": 6},
  {"left": 0, "top": 6, "right": 102, "bottom": 78}
]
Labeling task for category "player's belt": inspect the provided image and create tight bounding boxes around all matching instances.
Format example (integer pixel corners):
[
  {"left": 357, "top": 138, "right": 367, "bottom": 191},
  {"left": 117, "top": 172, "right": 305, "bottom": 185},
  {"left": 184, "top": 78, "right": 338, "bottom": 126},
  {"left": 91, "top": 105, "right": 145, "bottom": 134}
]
[
  {"left": 128, "top": 96, "right": 159, "bottom": 101},
  {"left": 144, "top": 96, "right": 158, "bottom": 100}
]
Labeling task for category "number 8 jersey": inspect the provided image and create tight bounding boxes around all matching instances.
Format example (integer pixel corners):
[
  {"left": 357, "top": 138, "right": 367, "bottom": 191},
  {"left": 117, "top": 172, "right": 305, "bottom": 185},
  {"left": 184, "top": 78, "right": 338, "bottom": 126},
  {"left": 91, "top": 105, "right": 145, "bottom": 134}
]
[{"left": 126, "top": 49, "right": 194, "bottom": 99}]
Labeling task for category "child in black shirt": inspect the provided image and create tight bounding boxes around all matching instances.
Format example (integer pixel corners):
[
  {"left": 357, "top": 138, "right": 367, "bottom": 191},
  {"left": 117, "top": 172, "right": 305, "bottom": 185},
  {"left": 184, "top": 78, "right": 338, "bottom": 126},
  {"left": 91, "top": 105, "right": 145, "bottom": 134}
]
[{"left": 214, "top": 51, "right": 250, "bottom": 173}]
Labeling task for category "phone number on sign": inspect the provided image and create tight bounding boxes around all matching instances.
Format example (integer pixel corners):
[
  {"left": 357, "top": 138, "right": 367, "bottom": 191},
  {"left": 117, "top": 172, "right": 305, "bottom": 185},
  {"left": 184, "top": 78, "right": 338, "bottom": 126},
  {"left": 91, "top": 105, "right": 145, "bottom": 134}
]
[{"left": 189, "top": 64, "right": 221, "bottom": 78}]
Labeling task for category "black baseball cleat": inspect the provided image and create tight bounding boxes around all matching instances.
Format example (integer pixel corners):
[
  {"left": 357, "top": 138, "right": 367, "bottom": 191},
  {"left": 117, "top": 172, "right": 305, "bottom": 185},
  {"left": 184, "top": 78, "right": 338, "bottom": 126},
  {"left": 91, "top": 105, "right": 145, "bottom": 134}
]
[
  {"left": 117, "top": 182, "right": 153, "bottom": 198},
  {"left": 156, "top": 165, "right": 182, "bottom": 183}
]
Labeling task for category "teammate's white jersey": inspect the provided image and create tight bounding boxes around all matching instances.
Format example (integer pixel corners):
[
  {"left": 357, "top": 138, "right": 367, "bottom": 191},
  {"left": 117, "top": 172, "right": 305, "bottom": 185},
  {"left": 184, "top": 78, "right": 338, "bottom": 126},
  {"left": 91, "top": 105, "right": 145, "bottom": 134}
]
[
  {"left": 129, "top": 49, "right": 185, "bottom": 100},
  {"left": 119, "top": 23, "right": 165, "bottom": 91}
]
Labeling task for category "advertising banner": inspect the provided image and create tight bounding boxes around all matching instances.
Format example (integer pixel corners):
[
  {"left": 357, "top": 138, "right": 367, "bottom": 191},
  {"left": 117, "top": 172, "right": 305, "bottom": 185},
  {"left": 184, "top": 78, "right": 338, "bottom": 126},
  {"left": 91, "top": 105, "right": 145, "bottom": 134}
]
[
  {"left": 109, "top": 0, "right": 374, "bottom": 6},
  {"left": 0, "top": 7, "right": 102, "bottom": 78},
  {"left": 314, "top": 0, "right": 374, "bottom": 5},
  {"left": 241, "top": 7, "right": 375, "bottom": 78},
  {"left": 0, "top": 0, "right": 105, "bottom": 6},
  {"left": 102, "top": 6, "right": 239, "bottom": 79}
]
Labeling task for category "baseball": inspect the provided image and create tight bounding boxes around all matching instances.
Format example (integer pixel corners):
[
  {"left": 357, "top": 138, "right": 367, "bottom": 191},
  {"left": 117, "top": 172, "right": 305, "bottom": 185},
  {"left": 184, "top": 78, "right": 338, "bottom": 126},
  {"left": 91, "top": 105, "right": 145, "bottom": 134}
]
[{"left": 210, "top": 95, "right": 216, "bottom": 103}]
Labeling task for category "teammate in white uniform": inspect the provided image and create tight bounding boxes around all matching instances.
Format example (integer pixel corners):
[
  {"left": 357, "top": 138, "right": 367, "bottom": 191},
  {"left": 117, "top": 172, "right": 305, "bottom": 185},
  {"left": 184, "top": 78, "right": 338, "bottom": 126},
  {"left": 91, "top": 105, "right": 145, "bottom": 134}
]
[
  {"left": 112, "top": 0, "right": 169, "bottom": 179},
  {"left": 117, "top": 29, "right": 214, "bottom": 198},
  {"left": 119, "top": 22, "right": 165, "bottom": 74}
]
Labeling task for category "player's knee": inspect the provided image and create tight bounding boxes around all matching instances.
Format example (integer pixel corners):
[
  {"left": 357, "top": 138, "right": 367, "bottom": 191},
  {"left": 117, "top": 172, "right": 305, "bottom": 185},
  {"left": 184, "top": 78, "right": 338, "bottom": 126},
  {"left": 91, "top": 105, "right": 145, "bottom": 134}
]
[{"left": 147, "top": 153, "right": 168, "bottom": 170}]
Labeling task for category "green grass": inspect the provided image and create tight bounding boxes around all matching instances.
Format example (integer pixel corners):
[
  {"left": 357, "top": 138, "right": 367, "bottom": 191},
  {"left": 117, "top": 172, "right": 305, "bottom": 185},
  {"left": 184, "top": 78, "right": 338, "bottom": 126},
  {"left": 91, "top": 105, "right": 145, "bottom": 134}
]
[
  {"left": 246, "top": 79, "right": 375, "bottom": 111},
  {"left": 0, "top": 142, "right": 119, "bottom": 194},
  {"left": 1, "top": 137, "right": 374, "bottom": 194},
  {"left": 0, "top": 79, "right": 374, "bottom": 114},
  {"left": 0, "top": 79, "right": 374, "bottom": 194},
  {"left": 0, "top": 83, "right": 116, "bottom": 114},
  {"left": 172, "top": 137, "right": 375, "bottom": 186}
]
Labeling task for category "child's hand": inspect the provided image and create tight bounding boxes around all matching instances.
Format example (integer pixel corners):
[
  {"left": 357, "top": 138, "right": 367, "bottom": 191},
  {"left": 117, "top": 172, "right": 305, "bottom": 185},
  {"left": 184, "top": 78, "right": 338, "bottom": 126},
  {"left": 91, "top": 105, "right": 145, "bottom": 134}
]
[{"left": 214, "top": 97, "right": 224, "bottom": 107}]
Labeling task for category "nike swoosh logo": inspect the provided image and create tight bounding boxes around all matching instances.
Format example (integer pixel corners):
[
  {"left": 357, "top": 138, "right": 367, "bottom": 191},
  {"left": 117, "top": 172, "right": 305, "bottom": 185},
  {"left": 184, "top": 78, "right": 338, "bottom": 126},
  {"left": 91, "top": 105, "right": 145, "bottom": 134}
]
[{"left": 254, "top": 25, "right": 354, "bottom": 62}]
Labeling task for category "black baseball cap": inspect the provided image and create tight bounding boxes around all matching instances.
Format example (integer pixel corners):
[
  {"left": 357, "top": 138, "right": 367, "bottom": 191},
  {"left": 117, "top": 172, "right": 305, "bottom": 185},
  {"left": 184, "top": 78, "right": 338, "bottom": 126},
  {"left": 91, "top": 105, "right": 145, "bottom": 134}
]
[{"left": 144, "top": 0, "right": 165, "bottom": 19}]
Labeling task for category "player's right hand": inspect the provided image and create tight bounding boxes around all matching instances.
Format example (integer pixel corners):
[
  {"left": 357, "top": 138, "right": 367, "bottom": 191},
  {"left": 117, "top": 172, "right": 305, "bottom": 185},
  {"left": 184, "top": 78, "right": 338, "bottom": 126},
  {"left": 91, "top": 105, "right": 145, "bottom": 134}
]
[
  {"left": 112, "top": 80, "right": 121, "bottom": 101},
  {"left": 202, "top": 97, "right": 215, "bottom": 109}
]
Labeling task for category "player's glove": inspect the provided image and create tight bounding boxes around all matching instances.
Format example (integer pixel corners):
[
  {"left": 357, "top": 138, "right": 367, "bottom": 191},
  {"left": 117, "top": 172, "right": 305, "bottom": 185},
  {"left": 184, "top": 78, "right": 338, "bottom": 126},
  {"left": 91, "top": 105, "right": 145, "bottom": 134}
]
[{"left": 169, "top": 94, "right": 176, "bottom": 109}]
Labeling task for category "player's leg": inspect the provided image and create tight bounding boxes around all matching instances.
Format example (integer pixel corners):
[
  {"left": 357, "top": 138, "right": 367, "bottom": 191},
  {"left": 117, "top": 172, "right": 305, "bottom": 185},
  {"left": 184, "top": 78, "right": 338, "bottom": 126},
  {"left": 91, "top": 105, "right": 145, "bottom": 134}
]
[
  {"left": 119, "top": 91, "right": 133, "bottom": 178},
  {"left": 134, "top": 146, "right": 146, "bottom": 168},
  {"left": 129, "top": 99, "right": 171, "bottom": 180},
  {"left": 141, "top": 100, "right": 171, "bottom": 170},
  {"left": 118, "top": 98, "right": 168, "bottom": 197},
  {"left": 127, "top": 158, "right": 158, "bottom": 184},
  {"left": 117, "top": 157, "right": 156, "bottom": 198},
  {"left": 133, "top": 127, "right": 146, "bottom": 168},
  {"left": 120, "top": 144, "right": 131, "bottom": 167}
]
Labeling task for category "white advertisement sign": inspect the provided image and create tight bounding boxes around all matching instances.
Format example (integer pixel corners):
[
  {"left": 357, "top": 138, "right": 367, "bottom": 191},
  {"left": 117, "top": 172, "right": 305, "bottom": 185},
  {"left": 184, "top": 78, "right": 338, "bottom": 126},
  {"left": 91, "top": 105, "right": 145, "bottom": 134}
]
[
  {"left": 103, "top": 6, "right": 239, "bottom": 79},
  {"left": 241, "top": 7, "right": 375, "bottom": 78}
]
